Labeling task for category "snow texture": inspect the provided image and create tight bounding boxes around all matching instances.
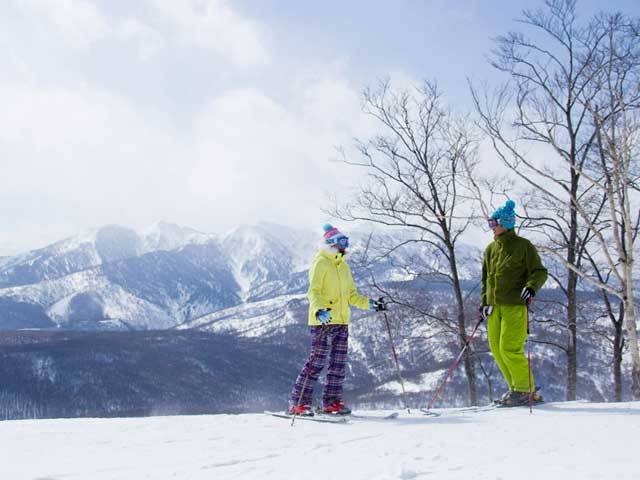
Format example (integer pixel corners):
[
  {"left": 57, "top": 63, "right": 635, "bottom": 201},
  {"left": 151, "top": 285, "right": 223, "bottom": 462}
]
[{"left": 1, "top": 401, "right": 639, "bottom": 480}]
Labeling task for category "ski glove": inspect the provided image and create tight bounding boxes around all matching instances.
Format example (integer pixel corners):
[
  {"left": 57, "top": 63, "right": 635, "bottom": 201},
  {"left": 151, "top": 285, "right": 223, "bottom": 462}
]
[
  {"left": 316, "top": 308, "right": 332, "bottom": 325},
  {"left": 369, "top": 297, "right": 388, "bottom": 312},
  {"left": 520, "top": 287, "right": 535, "bottom": 304},
  {"left": 479, "top": 305, "right": 493, "bottom": 321}
]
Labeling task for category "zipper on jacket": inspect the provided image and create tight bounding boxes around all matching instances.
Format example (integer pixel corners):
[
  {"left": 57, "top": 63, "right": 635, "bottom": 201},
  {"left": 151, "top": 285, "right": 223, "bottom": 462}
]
[{"left": 336, "top": 261, "right": 343, "bottom": 312}]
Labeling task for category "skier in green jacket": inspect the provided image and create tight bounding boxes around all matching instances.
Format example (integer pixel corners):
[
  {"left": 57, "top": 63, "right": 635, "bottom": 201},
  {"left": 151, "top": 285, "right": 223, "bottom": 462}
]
[{"left": 481, "top": 200, "right": 548, "bottom": 406}]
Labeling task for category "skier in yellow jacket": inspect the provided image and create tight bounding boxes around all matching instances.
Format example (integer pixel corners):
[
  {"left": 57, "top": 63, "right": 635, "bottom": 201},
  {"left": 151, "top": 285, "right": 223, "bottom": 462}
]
[{"left": 288, "top": 224, "right": 386, "bottom": 416}]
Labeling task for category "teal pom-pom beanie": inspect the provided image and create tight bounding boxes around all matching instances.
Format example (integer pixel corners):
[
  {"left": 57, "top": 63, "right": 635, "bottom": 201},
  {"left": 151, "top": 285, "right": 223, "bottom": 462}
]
[{"left": 491, "top": 200, "right": 516, "bottom": 229}]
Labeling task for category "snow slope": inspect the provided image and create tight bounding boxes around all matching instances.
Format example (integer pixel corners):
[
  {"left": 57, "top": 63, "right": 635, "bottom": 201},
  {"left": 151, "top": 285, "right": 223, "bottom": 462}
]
[{"left": 2, "top": 401, "right": 639, "bottom": 480}]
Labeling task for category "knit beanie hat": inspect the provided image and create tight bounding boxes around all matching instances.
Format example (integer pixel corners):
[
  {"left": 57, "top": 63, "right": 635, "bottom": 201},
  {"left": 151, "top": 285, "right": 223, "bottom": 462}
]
[
  {"left": 323, "top": 224, "right": 346, "bottom": 244},
  {"left": 490, "top": 200, "right": 517, "bottom": 230}
]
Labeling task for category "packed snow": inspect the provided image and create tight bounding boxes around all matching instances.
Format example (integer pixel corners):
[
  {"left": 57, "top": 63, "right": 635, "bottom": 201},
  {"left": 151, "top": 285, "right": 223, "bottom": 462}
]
[{"left": 2, "top": 401, "right": 639, "bottom": 480}]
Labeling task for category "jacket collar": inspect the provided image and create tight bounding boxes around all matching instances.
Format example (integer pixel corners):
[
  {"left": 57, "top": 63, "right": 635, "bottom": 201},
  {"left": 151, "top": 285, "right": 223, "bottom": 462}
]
[
  {"left": 319, "top": 247, "right": 345, "bottom": 265},
  {"left": 495, "top": 229, "right": 517, "bottom": 243}
]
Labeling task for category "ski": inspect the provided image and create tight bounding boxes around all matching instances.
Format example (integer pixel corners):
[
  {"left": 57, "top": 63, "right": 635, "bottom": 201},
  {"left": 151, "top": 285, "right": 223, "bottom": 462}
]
[
  {"left": 265, "top": 411, "right": 349, "bottom": 424},
  {"left": 420, "top": 399, "right": 545, "bottom": 417},
  {"left": 494, "top": 399, "right": 545, "bottom": 409},
  {"left": 346, "top": 412, "right": 400, "bottom": 421},
  {"left": 455, "top": 403, "right": 501, "bottom": 413},
  {"left": 265, "top": 410, "right": 400, "bottom": 423},
  {"left": 420, "top": 403, "right": 498, "bottom": 417},
  {"left": 314, "top": 406, "right": 399, "bottom": 421},
  {"left": 419, "top": 409, "right": 441, "bottom": 417}
]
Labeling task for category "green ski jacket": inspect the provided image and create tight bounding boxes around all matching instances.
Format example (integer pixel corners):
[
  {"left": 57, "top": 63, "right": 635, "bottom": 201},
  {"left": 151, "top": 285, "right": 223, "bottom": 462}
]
[{"left": 481, "top": 230, "right": 548, "bottom": 306}]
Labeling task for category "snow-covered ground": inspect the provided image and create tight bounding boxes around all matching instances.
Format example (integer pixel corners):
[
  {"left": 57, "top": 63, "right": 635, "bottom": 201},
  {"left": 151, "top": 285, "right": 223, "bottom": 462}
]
[{"left": 2, "top": 401, "right": 639, "bottom": 480}]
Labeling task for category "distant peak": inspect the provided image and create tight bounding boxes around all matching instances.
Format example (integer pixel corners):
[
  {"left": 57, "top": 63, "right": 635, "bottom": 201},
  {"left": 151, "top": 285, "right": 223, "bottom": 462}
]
[
  {"left": 140, "top": 221, "right": 217, "bottom": 253},
  {"left": 150, "top": 220, "right": 194, "bottom": 232}
]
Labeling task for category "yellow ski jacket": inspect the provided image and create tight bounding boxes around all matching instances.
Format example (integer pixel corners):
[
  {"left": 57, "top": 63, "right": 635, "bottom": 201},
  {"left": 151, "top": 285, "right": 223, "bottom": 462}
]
[{"left": 307, "top": 249, "right": 370, "bottom": 325}]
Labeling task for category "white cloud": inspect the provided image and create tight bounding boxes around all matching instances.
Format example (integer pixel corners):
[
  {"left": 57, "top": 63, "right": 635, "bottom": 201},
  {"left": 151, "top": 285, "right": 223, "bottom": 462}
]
[
  {"left": 19, "top": 0, "right": 111, "bottom": 50},
  {"left": 0, "top": 68, "right": 374, "bottom": 252},
  {"left": 0, "top": 81, "right": 183, "bottom": 237},
  {"left": 115, "top": 18, "right": 166, "bottom": 61},
  {"left": 187, "top": 77, "right": 368, "bottom": 228},
  {"left": 15, "top": 0, "right": 269, "bottom": 66},
  {"left": 144, "top": 0, "right": 270, "bottom": 67},
  {"left": 0, "top": 1, "right": 414, "bottom": 254}
]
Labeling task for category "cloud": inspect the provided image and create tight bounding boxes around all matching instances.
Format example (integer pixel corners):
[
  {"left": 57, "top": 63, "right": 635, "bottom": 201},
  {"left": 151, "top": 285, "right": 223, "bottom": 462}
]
[
  {"left": 14, "top": 0, "right": 269, "bottom": 66},
  {"left": 187, "top": 76, "right": 369, "bottom": 228},
  {"left": 0, "top": 81, "right": 183, "bottom": 233},
  {"left": 0, "top": 0, "right": 417, "bottom": 254},
  {"left": 144, "top": 0, "right": 270, "bottom": 67},
  {"left": 19, "top": 0, "right": 110, "bottom": 50},
  {"left": 115, "top": 18, "right": 166, "bottom": 61},
  {"left": 0, "top": 67, "right": 373, "bottom": 251}
]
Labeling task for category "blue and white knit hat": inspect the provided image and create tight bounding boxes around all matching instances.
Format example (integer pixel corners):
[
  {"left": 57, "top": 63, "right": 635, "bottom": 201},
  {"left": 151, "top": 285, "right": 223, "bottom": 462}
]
[{"left": 490, "top": 200, "right": 517, "bottom": 230}]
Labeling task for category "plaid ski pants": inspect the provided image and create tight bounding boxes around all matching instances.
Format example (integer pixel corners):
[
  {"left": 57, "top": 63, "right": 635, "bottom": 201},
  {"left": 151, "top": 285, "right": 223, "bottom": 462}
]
[{"left": 289, "top": 325, "right": 349, "bottom": 408}]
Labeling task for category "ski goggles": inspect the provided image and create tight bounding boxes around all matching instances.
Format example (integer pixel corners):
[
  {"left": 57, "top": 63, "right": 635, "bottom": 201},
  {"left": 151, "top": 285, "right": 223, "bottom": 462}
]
[
  {"left": 487, "top": 218, "right": 499, "bottom": 229},
  {"left": 329, "top": 235, "right": 349, "bottom": 249}
]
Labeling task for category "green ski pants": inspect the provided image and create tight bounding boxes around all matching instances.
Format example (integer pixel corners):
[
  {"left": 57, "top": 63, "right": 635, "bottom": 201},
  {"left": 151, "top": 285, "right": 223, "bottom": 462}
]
[{"left": 487, "top": 304, "right": 534, "bottom": 392}]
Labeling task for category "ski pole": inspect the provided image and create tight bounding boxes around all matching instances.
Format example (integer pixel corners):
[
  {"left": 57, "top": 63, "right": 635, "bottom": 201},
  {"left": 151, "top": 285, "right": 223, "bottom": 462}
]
[
  {"left": 382, "top": 310, "right": 411, "bottom": 414},
  {"left": 526, "top": 306, "right": 533, "bottom": 414},
  {"left": 291, "top": 325, "right": 328, "bottom": 426},
  {"left": 424, "top": 315, "right": 484, "bottom": 412}
]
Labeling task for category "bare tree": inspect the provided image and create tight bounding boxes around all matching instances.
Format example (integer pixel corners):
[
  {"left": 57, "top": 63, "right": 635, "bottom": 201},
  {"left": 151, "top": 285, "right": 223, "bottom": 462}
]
[
  {"left": 583, "top": 260, "right": 626, "bottom": 401},
  {"left": 331, "top": 80, "right": 482, "bottom": 405},
  {"left": 470, "top": 0, "right": 613, "bottom": 400},
  {"left": 580, "top": 12, "right": 640, "bottom": 398},
  {"left": 472, "top": 1, "right": 640, "bottom": 399}
]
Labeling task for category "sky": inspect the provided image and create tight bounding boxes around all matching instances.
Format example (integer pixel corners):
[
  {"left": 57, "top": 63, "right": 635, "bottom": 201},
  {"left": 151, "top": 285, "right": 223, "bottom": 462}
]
[{"left": 1, "top": 0, "right": 639, "bottom": 256}]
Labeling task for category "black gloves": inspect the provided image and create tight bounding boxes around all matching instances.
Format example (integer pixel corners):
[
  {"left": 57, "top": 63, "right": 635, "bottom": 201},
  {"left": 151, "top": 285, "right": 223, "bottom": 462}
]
[
  {"left": 369, "top": 297, "right": 388, "bottom": 312},
  {"left": 520, "top": 287, "right": 535, "bottom": 304},
  {"left": 479, "top": 305, "right": 493, "bottom": 321}
]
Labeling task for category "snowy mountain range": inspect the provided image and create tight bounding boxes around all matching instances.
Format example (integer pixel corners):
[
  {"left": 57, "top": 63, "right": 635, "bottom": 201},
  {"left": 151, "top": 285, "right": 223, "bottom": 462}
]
[
  {"left": 0, "top": 222, "right": 492, "bottom": 418},
  {"left": 0, "top": 222, "right": 625, "bottom": 420},
  {"left": 0, "top": 221, "right": 481, "bottom": 331},
  {"left": 0, "top": 222, "right": 303, "bottom": 330}
]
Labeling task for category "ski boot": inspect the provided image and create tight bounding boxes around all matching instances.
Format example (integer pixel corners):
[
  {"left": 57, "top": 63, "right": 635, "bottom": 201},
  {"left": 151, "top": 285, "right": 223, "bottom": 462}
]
[
  {"left": 289, "top": 404, "right": 314, "bottom": 416},
  {"left": 322, "top": 400, "right": 352, "bottom": 415},
  {"left": 497, "top": 388, "right": 543, "bottom": 407},
  {"left": 494, "top": 390, "right": 512, "bottom": 405}
]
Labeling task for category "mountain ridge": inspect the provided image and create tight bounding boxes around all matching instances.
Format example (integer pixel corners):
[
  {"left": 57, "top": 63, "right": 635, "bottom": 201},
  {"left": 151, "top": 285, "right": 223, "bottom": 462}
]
[{"left": 0, "top": 221, "right": 482, "bottom": 331}]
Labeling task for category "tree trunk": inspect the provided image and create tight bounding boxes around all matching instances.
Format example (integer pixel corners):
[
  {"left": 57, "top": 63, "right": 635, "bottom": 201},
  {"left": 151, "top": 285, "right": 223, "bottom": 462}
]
[
  {"left": 478, "top": 361, "right": 494, "bottom": 403},
  {"left": 566, "top": 174, "right": 579, "bottom": 401},
  {"left": 462, "top": 336, "right": 477, "bottom": 406},
  {"left": 449, "top": 244, "right": 477, "bottom": 406},
  {"left": 624, "top": 284, "right": 640, "bottom": 399},
  {"left": 622, "top": 174, "right": 640, "bottom": 399},
  {"left": 566, "top": 272, "right": 578, "bottom": 401},
  {"left": 613, "top": 320, "right": 623, "bottom": 402},
  {"left": 457, "top": 301, "right": 478, "bottom": 406}
]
